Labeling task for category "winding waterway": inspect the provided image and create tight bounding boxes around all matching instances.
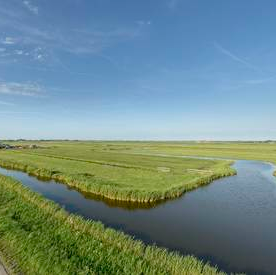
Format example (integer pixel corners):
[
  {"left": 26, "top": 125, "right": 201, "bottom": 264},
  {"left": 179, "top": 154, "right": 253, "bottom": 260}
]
[{"left": 0, "top": 160, "right": 276, "bottom": 274}]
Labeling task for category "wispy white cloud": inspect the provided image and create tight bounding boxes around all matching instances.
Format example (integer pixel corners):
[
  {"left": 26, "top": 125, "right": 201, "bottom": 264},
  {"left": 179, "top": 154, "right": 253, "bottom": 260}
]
[
  {"left": 0, "top": 24, "right": 144, "bottom": 69},
  {"left": 0, "top": 81, "right": 45, "bottom": 97},
  {"left": 136, "top": 20, "right": 151, "bottom": 26},
  {"left": 214, "top": 41, "right": 262, "bottom": 72},
  {"left": 0, "top": 4, "right": 147, "bottom": 64},
  {"left": 0, "top": 100, "right": 15, "bottom": 106},
  {"left": 0, "top": 2, "right": 150, "bottom": 76},
  {"left": 1, "top": 37, "right": 16, "bottom": 45},
  {"left": 15, "top": 49, "right": 24, "bottom": 55},
  {"left": 213, "top": 41, "right": 276, "bottom": 87},
  {"left": 243, "top": 77, "right": 276, "bottom": 85},
  {"left": 23, "top": 1, "right": 38, "bottom": 15},
  {"left": 69, "top": 27, "right": 144, "bottom": 54}
]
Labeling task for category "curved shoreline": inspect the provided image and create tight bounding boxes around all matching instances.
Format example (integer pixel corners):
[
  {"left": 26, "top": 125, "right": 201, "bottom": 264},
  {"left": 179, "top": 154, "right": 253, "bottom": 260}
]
[
  {"left": 133, "top": 152, "right": 276, "bottom": 178},
  {"left": 0, "top": 174, "right": 225, "bottom": 275},
  {"left": 0, "top": 158, "right": 236, "bottom": 204},
  {"left": 0, "top": 159, "right": 276, "bottom": 274}
]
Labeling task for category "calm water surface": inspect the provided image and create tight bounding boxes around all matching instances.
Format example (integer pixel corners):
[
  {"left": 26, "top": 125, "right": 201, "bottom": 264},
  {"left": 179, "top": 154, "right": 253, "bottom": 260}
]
[{"left": 0, "top": 160, "right": 276, "bottom": 275}]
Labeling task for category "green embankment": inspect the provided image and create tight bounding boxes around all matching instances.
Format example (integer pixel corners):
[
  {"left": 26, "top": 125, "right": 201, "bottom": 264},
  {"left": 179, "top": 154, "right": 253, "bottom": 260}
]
[
  {"left": 0, "top": 144, "right": 235, "bottom": 202},
  {"left": 0, "top": 174, "right": 225, "bottom": 275}
]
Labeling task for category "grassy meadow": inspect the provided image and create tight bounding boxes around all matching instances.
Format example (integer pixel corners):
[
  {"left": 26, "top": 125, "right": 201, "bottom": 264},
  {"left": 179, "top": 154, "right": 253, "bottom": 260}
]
[
  {"left": 120, "top": 140, "right": 276, "bottom": 175},
  {"left": 124, "top": 141, "right": 276, "bottom": 176},
  {"left": 0, "top": 141, "right": 236, "bottom": 202},
  {"left": 0, "top": 174, "right": 225, "bottom": 275},
  {"left": 0, "top": 140, "right": 274, "bottom": 274}
]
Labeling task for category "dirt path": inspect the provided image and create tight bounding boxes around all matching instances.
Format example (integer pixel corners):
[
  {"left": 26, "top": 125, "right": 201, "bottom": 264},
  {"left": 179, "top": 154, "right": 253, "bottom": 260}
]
[{"left": 0, "top": 260, "right": 8, "bottom": 275}]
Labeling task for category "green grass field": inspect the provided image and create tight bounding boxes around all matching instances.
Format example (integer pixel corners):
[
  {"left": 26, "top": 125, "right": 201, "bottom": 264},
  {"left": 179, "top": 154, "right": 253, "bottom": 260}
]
[
  {"left": 0, "top": 174, "right": 225, "bottom": 275},
  {"left": 119, "top": 141, "right": 276, "bottom": 176},
  {"left": 0, "top": 141, "right": 236, "bottom": 202},
  {"left": 0, "top": 140, "right": 274, "bottom": 274}
]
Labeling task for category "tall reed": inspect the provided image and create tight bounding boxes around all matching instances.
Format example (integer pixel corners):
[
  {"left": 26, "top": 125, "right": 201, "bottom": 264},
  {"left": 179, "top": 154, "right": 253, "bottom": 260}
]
[{"left": 0, "top": 174, "right": 225, "bottom": 275}]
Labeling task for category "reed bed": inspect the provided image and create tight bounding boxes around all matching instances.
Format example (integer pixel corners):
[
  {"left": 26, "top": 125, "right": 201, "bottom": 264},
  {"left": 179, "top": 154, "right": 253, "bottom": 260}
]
[
  {"left": 0, "top": 174, "right": 225, "bottom": 275},
  {"left": 0, "top": 156, "right": 235, "bottom": 203},
  {"left": 0, "top": 143, "right": 236, "bottom": 202}
]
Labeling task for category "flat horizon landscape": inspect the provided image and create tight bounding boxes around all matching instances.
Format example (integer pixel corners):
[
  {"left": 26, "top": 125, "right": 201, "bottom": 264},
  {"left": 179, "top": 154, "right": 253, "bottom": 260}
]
[
  {"left": 1, "top": 0, "right": 276, "bottom": 274},
  {"left": 0, "top": 140, "right": 275, "bottom": 274}
]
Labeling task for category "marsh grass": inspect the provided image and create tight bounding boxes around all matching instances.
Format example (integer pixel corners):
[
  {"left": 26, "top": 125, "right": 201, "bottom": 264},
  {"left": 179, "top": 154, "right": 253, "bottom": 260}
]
[
  {"left": 0, "top": 156, "right": 235, "bottom": 203},
  {"left": 0, "top": 174, "right": 225, "bottom": 275},
  {"left": 0, "top": 142, "right": 237, "bottom": 202}
]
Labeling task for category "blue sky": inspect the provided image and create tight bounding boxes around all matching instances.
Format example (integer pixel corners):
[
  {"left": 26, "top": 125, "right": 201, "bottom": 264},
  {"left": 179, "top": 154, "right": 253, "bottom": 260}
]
[{"left": 0, "top": 0, "right": 275, "bottom": 140}]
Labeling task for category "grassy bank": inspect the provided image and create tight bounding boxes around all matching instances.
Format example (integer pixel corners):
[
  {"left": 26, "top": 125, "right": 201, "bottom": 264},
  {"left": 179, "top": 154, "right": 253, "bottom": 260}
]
[
  {"left": 0, "top": 174, "right": 225, "bottom": 275},
  {"left": 0, "top": 147, "right": 235, "bottom": 202}
]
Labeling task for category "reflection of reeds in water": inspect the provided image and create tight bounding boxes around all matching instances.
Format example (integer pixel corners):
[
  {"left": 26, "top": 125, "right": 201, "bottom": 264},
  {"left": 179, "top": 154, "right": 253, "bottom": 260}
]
[
  {"left": 0, "top": 158, "right": 236, "bottom": 204},
  {"left": 78, "top": 189, "right": 162, "bottom": 210}
]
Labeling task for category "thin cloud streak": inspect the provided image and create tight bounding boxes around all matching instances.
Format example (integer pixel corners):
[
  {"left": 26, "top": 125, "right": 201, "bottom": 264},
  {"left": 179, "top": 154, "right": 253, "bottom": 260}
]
[
  {"left": 0, "top": 3, "right": 150, "bottom": 75},
  {"left": 214, "top": 42, "right": 263, "bottom": 73},
  {"left": 1, "top": 37, "right": 16, "bottom": 45},
  {"left": 0, "top": 100, "right": 15, "bottom": 106},
  {"left": 243, "top": 76, "right": 276, "bottom": 85},
  {"left": 0, "top": 12, "right": 145, "bottom": 55},
  {"left": 0, "top": 18, "right": 146, "bottom": 69},
  {"left": 0, "top": 81, "right": 45, "bottom": 97},
  {"left": 23, "top": 1, "right": 38, "bottom": 15},
  {"left": 214, "top": 42, "right": 276, "bottom": 86}
]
